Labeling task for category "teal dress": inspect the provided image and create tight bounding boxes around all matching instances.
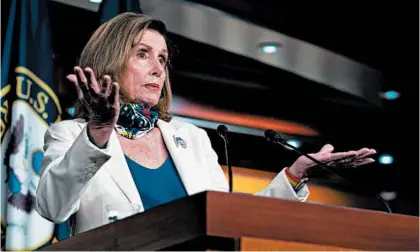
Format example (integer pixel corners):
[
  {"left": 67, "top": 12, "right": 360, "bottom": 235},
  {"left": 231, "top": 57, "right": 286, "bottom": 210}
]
[{"left": 124, "top": 155, "right": 188, "bottom": 211}]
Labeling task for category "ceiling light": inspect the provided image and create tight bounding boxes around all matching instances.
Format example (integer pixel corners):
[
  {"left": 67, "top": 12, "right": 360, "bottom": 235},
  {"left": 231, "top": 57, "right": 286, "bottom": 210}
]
[
  {"left": 380, "top": 90, "right": 400, "bottom": 100},
  {"left": 379, "top": 154, "right": 394, "bottom": 165},
  {"left": 90, "top": 0, "right": 102, "bottom": 3},
  {"left": 67, "top": 107, "right": 75, "bottom": 117},
  {"left": 259, "top": 42, "right": 281, "bottom": 54},
  {"left": 285, "top": 139, "right": 301, "bottom": 150}
]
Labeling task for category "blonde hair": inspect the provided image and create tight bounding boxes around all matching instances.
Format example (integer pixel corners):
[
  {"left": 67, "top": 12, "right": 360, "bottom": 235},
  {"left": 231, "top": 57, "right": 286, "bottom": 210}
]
[{"left": 75, "top": 12, "right": 172, "bottom": 121}]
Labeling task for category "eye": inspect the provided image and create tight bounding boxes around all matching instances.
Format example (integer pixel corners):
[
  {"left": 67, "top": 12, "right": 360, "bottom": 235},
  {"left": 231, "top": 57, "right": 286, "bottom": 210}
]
[
  {"left": 158, "top": 55, "right": 168, "bottom": 66},
  {"left": 137, "top": 49, "right": 148, "bottom": 59}
]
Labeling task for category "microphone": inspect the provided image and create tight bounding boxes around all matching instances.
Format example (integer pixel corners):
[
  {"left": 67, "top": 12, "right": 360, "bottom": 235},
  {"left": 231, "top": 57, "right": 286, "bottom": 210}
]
[
  {"left": 264, "top": 129, "right": 392, "bottom": 213},
  {"left": 265, "top": 130, "right": 337, "bottom": 175},
  {"left": 217, "top": 125, "right": 233, "bottom": 193},
  {"left": 217, "top": 125, "right": 229, "bottom": 141}
]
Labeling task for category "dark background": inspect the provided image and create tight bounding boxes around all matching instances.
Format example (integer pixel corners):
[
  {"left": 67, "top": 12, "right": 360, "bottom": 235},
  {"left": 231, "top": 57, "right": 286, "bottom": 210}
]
[{"left": 2, "top": 0, "right": 418, "bottom": 215}]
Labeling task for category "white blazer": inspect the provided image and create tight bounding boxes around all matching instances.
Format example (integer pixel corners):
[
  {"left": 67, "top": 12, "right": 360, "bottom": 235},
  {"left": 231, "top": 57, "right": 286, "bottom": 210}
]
[{"left": 36, "top": 118, "right": 309, "bottom": 234}]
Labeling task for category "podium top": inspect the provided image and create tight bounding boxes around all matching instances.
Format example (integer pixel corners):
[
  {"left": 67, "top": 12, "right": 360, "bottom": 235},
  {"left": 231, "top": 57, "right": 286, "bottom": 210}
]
[{"left": 41, "top": 191, "right": 419, "bottom": 251}]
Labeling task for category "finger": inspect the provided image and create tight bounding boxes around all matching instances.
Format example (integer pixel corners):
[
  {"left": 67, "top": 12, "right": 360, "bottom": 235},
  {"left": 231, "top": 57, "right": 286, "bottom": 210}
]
[
  {"left": 334, "top": 151, "right": 359, "bottom": 163},
  {"left": 319, "top": 144, "right": 334, "bottom": 154},
  {"left": 67, "top": 74, "right": 83, "bottom": 99},
  {"left": 357, "top": 148, "right": 377, "bottom": 159},
  {"left": 109, "top": 82, "right": 120, "bottom": 106},
  {"left": 66, "top": 74, "right": 77, "bottom": 84},
  {"left": 317, "top": 151, "right": 357, "bottom": 163},
  {"left": 84, "top": 67, "right": 100, "bottom": 93},
  {"left": 354, "top": 148, "right": 371, "bottom": 158},
  {"left": 352, "top": 158, "right": 375, "bottom": 167},
  {"left": 355, "top": 147, "right": 370, "bottom": 156},
  {"left": 102, "top": 75, "right": 112, "bottom": 96},
  {"left": 74, "top": 66, "right": 89, "bottom": 92}
]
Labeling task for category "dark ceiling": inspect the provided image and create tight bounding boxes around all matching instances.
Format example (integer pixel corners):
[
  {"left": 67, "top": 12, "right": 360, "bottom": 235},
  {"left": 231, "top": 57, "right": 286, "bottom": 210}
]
[
  {"left": 2, "top": 0, "right": 418, "bottom": 215},
  {"left": 179, "top": 0, "right": 419, "bottom": 215}
]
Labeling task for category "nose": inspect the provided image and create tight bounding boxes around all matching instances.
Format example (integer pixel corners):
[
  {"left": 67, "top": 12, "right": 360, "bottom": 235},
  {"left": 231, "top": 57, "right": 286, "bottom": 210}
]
[{"left": 149, "top": 57, "right": 164, "bottom": 77}]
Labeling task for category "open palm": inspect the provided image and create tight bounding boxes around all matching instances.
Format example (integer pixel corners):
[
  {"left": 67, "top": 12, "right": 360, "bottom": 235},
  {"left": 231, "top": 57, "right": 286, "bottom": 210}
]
[{"left": 288, "top": 144, "right": 376, "bottom": 178}]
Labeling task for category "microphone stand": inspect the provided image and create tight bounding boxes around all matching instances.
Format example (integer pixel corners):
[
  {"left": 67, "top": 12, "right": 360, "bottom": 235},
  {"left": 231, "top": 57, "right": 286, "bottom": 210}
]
[{"left": 217, "top": 125, "right": 233, "bottom": 193}]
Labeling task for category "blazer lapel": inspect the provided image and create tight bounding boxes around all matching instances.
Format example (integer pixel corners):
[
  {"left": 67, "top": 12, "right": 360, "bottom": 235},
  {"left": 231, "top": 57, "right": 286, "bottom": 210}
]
[
  {"left": 104, "top": 130, "right": 142, "bottom": 205},
  {"left": 157, "top": 120, "right": 209, "bottom": 196}
]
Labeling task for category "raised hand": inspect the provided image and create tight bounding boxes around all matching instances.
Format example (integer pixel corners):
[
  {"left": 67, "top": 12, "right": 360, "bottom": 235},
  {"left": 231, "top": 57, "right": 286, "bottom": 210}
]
[
  {"left": 67, "top": 67, "right": 120, "bottom": 147},
  {"left": 288, "top": 144, "right": 376, "bottom": 179}
]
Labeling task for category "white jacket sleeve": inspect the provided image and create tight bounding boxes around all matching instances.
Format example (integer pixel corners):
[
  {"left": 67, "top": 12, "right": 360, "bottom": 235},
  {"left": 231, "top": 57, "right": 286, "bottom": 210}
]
[
  {"left": 36, "top": 121, "right": 112, "bottom": 223},
  {"left": 255, "top": 168, "right": 309, "bottom": 201},
  {"left": 200, "top": 128, "right": 309, "bottom": 201}
]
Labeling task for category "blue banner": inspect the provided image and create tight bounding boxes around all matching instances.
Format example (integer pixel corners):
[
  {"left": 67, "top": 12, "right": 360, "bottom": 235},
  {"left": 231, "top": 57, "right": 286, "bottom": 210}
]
[{"left": 1, "top": 0, "right": 62, "bottom": 250}]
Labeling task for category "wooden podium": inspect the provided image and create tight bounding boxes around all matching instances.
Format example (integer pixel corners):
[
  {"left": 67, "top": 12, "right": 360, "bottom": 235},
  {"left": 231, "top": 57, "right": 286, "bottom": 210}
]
[{"left": 41, "top": 191, "right": 419, "bottom": 251}]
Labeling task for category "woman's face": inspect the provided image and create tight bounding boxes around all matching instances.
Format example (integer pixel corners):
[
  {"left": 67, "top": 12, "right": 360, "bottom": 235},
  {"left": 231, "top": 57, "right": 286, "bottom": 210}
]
[{"left": 120, "top": 28, "right": 168, "bottom": 107}]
